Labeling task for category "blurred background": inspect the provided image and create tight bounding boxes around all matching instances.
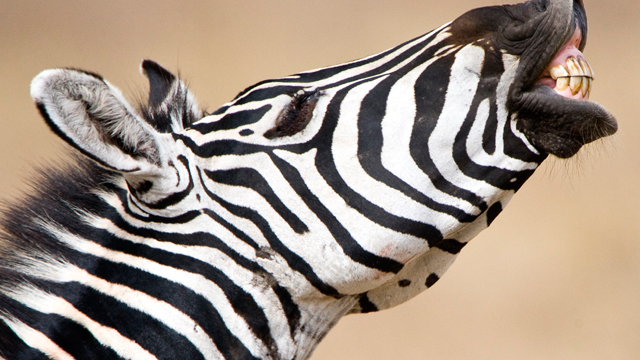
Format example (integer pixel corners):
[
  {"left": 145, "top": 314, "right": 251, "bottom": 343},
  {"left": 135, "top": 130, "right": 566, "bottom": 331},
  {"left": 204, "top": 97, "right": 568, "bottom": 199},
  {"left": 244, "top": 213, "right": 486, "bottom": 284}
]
[{"left": 0, "top": 0, "right": 638, "bottom": 359}]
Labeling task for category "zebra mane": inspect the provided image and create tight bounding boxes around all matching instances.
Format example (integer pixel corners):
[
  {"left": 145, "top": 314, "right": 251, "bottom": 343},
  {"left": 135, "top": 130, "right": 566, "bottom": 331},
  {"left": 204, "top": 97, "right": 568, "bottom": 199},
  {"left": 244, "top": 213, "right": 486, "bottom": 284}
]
[{"left": 0, "top": 155, "right": 115, "bottom": 285}]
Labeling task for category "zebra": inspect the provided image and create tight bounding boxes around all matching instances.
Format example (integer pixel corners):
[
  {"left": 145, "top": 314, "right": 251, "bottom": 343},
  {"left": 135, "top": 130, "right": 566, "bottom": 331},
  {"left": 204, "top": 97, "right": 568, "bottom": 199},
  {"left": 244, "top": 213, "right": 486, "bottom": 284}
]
[{"left": 0, "top": 0, "right": 617, "bottom": 359}]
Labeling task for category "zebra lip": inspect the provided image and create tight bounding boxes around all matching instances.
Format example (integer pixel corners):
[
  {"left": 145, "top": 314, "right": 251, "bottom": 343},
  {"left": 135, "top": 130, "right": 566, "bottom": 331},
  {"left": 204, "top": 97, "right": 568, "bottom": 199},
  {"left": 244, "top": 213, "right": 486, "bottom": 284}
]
[{"left": 535, "top": 26, "right": 592, "bottom": 101}]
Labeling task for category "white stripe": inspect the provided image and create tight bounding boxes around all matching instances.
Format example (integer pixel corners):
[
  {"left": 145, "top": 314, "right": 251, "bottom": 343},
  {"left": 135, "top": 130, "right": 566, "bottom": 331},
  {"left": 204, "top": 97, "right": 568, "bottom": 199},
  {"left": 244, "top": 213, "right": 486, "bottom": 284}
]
[
  {"left": 465, "top": 53, "right": 538, "bottom": 170},
  {"left": 47, "top": 229, "right": 264, "bottom": 359},
  {"left": 200, "top": 163, "right": 395, "bottom": 295},
  {"left": 95, "top": 189, "right": 259, "bottom": 261},
  {"left": 24, "top": 261, "right": 222, "bottom": 360},
  {"left": 332, "top": 76, "right": 464, "bottom": 239},
  {"left": 273, "top": 148, "right": 429, "bottom": 286},
  {"left": 87, "top": 215, "right": 297, "bottom": 358},
  {"left": 379, "top": 46, "right": 483, "bottom": 217},
  {"left": 0, "top": 315, "right": 75, "bottom": 360},
  {"left": 428, "top": 44, "right": 501, "bottom": 201},
  {"left": 5, "top": 288, "right": 158, "bottom": 360}
]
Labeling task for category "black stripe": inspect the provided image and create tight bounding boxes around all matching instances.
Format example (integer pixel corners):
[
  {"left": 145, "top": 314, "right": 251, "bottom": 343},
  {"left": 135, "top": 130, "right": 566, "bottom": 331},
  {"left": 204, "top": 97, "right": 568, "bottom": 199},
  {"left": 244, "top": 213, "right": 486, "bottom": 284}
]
[
  {"left": 278, "top": 28, "right": 446, "bottom": 86},
  {"left": 198, "top": 169, "right": 342, "bottom": 298},
  {"left": 271, "top": 283, "right": 302, "bottom": 338},
  {"left": 358, "top": 293, "right": 379, "bottom": 313},
  {"left": 91, "top": 231, "right": 280, "bottom": 358},
  {"left": 191, "top": 105, "right": 272, "bottom": 134},
  {"left": 0, "top": 294, "right": 120, "bottom": 359},
  {"left": 233, "top": 86, "right": 302, "bottom": 107},
  {"left": 502, "top": 114, "right": 548, "bottom": 163},
  {"left": 210, "top": 104, "right": 230, "bottom": 115},
  {"left": 310, "top": 83, "right": 443, "bottom": 247},
  {"left": 355, "top": 64, "right": 477, "bottom": 223},
  {"left": 205, "top": 168, "right": 309, "bottom": 234},
  {"left": 103, "top": 206, "right": 301, "bottom": 337},
  {"left": 450, "top": 63, "right": 537, "bottom": 192},
  {"left": 43, "top": 282, "right": 205, "bottom": 360},
  {"left": 138, "top": 155, "right": 194, "bottom": 209},
  {"left": 410, "top": 54, "right": 488, "bottom": 211},
  {"left": 202, "top": 209, "right": 261, "bottom": 249},
  {"left": 201, "top": 210, "right": 303, "bottom": 336},
  {"left": 0, "top": 300, "right": 49, "bottom": 359},
  {"left": 225, "top": 28, "right": 445, "bottom": 119},
  {"left": 173, "top": 134, "right": 269, "bottom": 159},
  {"left": 270, "top": 154, "right": 405, "bottom": 273},
  {"left": 67, "top": 251, "right": 259, "bottom": 360},
  {"left": 482, "top": 95, "right": 498, "bottom": 155},
  {"left": 434, "top": 239, "right": 467, "bottom": 254},
  {"left": 486, "top": 202, "right": 503, "bottom": 226},
  {"left": 115, "top": 188, "right": 202, "bottom": 224}
]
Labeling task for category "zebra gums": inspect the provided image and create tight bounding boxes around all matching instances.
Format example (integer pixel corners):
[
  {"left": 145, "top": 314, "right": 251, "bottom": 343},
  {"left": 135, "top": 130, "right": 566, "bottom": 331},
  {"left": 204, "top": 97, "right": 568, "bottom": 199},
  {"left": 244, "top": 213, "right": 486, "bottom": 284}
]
[{"left": 0, "top": 0, "right": 617, "bottom": 359}]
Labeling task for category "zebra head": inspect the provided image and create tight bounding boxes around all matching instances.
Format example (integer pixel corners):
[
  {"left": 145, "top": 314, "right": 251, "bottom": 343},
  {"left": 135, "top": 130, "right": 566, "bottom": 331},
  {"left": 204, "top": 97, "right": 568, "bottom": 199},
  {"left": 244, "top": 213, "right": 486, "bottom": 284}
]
[{"left": 8, "top": 0, "right": 615, "bottom": 359}]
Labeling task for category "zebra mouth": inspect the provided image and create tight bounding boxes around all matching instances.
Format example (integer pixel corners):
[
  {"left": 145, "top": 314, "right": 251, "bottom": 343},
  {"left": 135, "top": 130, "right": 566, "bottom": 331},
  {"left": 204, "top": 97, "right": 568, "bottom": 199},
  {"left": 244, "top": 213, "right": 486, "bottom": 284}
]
[
  {"left": 535, "top": 26, "right": 594, "bottom": 101},
  {"left": 510, "top": 9, "right": 617, "bottom": 160}
]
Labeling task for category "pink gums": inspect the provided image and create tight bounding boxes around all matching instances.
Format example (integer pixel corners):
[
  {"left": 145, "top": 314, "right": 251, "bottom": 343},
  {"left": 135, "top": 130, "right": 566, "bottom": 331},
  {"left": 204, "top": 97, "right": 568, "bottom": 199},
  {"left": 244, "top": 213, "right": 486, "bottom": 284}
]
[{"left": 536, "top": 27, "right": 591, "bottom": 100}]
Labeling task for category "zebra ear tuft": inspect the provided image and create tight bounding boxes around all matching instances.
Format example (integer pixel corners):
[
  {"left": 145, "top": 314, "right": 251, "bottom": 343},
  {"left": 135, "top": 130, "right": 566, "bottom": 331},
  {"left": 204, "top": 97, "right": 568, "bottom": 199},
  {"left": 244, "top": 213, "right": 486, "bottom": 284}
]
[
  {"left": 31, "top": 68, "right": 164, "bottom": 174},
  {"left": 141, "top": 59, "right": 177, "bottom": 109}
]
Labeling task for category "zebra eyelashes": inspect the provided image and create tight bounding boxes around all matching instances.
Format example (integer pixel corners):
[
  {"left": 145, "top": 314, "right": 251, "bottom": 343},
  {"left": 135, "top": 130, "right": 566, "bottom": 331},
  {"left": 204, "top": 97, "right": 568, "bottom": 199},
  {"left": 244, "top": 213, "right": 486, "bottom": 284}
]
[{"left": 263, "top": 89, "right": 321, "bottom": 139}]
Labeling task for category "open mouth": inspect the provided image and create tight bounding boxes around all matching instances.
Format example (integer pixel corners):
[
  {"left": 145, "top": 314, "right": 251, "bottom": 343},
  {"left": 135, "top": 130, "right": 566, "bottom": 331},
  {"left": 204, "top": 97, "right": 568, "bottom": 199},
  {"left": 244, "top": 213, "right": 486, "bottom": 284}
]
[
  {"left": 535, "top": 26, "right": 594, "bottom": 100},
  {"left": 504, "top": 1, "right": 616, "bottom": 159}
]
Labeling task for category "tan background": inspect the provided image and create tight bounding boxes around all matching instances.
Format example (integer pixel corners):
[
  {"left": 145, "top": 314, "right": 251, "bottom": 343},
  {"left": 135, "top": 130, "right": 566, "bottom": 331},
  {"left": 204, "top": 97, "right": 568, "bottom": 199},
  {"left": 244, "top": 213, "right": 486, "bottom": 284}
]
[{"left": 1, "top": 1, "right": 638, "bottom": 359}]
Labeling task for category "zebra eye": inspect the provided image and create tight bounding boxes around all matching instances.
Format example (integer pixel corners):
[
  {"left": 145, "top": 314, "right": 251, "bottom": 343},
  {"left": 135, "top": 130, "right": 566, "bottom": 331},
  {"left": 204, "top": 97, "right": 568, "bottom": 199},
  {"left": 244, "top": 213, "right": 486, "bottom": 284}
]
[{"left": 263, "top": 90, "right": 321, "bottom": 139}]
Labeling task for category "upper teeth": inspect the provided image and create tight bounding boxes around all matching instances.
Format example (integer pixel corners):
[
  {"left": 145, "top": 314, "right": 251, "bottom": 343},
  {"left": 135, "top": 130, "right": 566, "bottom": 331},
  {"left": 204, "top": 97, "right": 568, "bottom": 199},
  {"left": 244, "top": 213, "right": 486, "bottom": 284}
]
[{"left": 549, "top": 56, "right": 594, "bottom": 97}]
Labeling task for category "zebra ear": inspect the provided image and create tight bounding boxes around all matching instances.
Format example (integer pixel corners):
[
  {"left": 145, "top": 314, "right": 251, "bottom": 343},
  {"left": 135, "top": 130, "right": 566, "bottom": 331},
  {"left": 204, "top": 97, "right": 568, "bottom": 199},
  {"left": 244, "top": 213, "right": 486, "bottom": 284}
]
[
  {"left": 31, "top": 68, "right": 164, "bottom": 174},
  {"left": 141, "top": 59, "right": 176, "bottom": 109},
  {"left": 140, "top": 59, "right": 204, "bottom": 132}
]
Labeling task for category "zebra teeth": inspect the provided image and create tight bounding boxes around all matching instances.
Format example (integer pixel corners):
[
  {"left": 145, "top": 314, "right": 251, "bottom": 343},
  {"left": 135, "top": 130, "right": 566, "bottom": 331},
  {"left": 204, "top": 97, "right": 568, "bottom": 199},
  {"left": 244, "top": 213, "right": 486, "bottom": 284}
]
[
  {"left": 579, "top": 58, "right": 594, "bottom": 78},
  {"left": 582, "top": 77, "right": 591, "bottom": 97},
  {"left": 566, "top": 57, "right": 582, "bottom": 76},
  {"left": 550, "top": 65, "right": 569, "bottom": 80},
  {"left": 570, "top": 76, "right": 583, "bottom": 96},
  {"left": 556, "top": 77, "right": 570, "bottom": 91},
  {"left": 547, "top": 56, "right": 594, "bottom": 98}
]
